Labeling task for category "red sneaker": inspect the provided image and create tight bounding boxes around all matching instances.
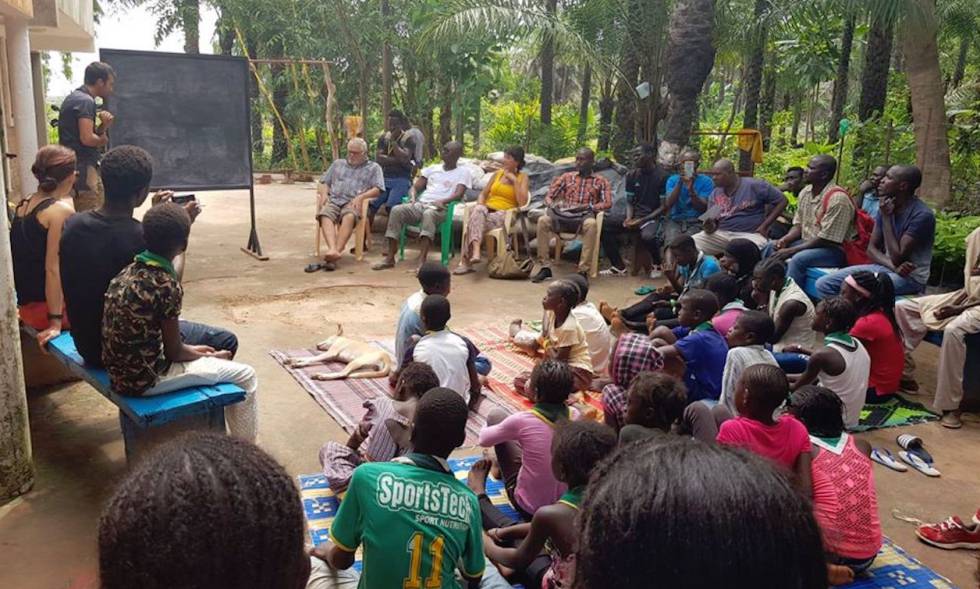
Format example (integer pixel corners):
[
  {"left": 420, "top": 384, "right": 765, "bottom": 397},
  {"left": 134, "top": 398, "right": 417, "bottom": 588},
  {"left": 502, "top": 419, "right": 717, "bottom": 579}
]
[{"left": 916, "top": 516, "right": 980, "bottom": 550}]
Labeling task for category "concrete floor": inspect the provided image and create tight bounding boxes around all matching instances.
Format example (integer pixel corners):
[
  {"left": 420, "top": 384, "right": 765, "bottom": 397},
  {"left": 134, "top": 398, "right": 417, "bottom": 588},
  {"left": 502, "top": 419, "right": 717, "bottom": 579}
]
[{"left": 1, "top": 182, "right": 978, "bottom": 588}]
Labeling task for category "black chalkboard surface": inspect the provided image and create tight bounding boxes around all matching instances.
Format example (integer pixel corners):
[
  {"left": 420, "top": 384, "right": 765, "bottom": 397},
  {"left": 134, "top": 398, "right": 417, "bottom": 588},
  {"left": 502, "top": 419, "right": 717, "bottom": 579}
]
[{"left": 101, "top": 49, "right": 252, "bottom": 191}]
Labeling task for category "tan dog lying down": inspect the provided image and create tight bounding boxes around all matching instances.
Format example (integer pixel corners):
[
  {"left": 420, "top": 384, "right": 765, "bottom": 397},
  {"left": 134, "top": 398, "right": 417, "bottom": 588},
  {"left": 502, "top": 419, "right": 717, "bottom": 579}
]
[{"left": 284, "top": 324, "right": 393, "bottom": 380}]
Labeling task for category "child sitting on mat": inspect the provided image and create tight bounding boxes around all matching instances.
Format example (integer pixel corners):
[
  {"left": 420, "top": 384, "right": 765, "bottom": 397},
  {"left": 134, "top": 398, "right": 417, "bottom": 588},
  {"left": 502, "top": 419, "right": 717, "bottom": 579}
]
[
  {"left": 318, "top": 361, "right": 439, "bottom": 491},
  {"left": 511, "top": 280, "right": 594, "bottom": 392},
  {"left": 618, "top": 372, "right": 688, "bottom": 445},
  {"left": 788, "top": 385, "right": 882, "bottom": 582},
  {"left": 600, "top": 235, "right": 721, "bottom": 332},
  {"left": 651, "top": 289, "right": 728, "bottom": 404},
  {"left": 565, "top": 273, "right": 613, "bottom": 376},
  {"left": 392, "top": 261, "right": 450, "bottom": 385},
  {"left": 403, "top": 295, "right": 482, "bottom": 411},
  {"left": 477, "top": 360, "right": 579, "bottom": 523},
  {"left": 600, "top": 333, "right": 666, "bottom": 432},
  {"left": 716, "top": 364, "right": 812, "bottom": 496},
  {"left": 472, "top": 420, "right": 617, "bottom": 588},
  {"left": 718, "top": 310, "right": 778, "bottom": 415},
  {"left": 786, "top": 297, "right": 871, "bottom": 430}
]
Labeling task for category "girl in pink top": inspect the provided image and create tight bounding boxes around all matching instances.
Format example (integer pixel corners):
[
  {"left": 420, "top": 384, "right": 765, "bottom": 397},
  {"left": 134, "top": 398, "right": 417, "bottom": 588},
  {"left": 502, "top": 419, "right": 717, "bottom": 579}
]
[
  {"left": 789, "top": 386, "right": 882, "bottom": 576},
  {"left": 478, "top": 360, "right": 577, "bottom": 521},
  {"left": 716, "top": 364, "right": 812, "bottom": 496}
]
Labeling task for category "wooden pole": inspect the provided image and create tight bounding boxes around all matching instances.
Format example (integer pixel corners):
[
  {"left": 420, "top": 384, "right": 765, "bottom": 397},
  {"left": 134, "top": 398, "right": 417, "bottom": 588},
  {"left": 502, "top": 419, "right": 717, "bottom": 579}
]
[
  {"left": 321, "top": 62, "right": 340, "bottom": 161},
  {"left": 288, "top": 63, "right": 312, "bottom": 171}
]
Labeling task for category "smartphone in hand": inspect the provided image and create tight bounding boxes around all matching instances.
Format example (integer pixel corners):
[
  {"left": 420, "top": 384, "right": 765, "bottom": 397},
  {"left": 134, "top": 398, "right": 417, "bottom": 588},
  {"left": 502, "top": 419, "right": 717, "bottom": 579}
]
[{"left": 171, "top": 193, "right": 197, "bottom": 204}]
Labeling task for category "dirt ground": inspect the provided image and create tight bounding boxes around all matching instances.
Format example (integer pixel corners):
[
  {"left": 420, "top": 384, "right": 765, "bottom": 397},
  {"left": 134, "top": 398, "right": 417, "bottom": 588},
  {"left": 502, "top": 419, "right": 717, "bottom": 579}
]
[{"left": 1, "top": 182, "right": 978, "bottom": 589}]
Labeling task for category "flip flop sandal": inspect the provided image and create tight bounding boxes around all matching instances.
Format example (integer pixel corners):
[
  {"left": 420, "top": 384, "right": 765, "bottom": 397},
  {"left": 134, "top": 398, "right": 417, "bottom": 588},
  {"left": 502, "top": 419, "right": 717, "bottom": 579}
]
[
  {"left": 870, "top": 448, "right": 908, "bottom": 472},
  {"left": 323, "top": 262, "right": 337, "bottom": 271},
  {"left": 634, "top": 285, "right": 655, "bottom": 296},
  {"left": 304, "top": 262, "right": 326, "bottom": 273},
  {"left": 899, "top": 450, "right": 941, "bottom": 477},
  {"left": 371, "top": 260, "right": 395, "bottom": 271},
  {"left": 897, "top": 434, "right": 934, "bottom": 463},
  {"left": 453, "top": 266, "right": 476, "bottom": 275}
]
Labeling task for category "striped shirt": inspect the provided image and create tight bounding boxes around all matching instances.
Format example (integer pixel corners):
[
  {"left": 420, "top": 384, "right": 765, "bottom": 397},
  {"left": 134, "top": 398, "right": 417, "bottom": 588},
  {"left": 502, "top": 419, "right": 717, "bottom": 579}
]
[{"left": 545, "top": 171, "right": 613, "bottom": 210}]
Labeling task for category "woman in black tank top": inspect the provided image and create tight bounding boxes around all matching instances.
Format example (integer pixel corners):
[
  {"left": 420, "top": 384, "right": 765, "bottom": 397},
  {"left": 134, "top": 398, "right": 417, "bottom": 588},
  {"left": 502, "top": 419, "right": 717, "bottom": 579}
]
[{"left": 11, "top": 146, "right": 77, "bottom": 347}]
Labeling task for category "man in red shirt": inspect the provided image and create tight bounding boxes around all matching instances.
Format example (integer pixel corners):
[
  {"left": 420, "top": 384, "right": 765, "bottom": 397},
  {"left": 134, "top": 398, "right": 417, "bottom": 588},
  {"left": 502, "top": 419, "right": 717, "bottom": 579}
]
[{"left": 532, "top": 148, "right": 613, "bottom": 282}]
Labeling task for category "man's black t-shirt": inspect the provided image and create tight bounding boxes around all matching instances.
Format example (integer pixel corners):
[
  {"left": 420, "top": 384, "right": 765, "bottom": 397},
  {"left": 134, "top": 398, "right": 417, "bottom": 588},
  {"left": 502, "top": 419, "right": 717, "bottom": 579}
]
[
  {"left": 626, "top": 166, "right": 668, "bottom": 217},
  {"left": 60, "top": 211, "right": 145, "bottom": 366},
  {"left": 376, "top": 132, "right": 416, "bottom": 179},
  {"left": 58, "top": 87, "right": 101, "bottom": 170}
]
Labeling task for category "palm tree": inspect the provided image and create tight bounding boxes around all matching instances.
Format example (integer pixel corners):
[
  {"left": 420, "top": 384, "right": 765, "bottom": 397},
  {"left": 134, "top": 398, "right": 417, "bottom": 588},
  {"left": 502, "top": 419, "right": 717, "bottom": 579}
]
[
  {"left": 112, "top": 0, "right": 202, "bottom": 53},
  {"left": 828, "top": 10, "right": 856, "bottom": 143},
  {"left": 661, "top": 0, "right": 717, "bottom": 158},
  {"left": 901, "top": 0, "right": 951, "bottom": 205},
  {"left": 858, "top": 9, "right": 894, "bottom": 121}
]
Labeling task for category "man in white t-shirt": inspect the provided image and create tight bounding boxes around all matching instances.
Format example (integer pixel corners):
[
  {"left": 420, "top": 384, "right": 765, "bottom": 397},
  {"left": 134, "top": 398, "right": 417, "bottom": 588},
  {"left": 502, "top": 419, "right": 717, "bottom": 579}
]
[{"left": 373, "top": 141, "right": 472, "bottom": 272}]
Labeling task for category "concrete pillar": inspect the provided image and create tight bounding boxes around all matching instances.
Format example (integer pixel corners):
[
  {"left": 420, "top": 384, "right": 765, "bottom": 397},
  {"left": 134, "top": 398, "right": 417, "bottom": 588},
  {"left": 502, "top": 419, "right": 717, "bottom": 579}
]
[
  {"left": 31, "top": 51, "right": 48, "bottom": 150},
  {"left": 0, "top": 149, "right": 34, "bottom": 502},
  {"left": 5, "top": 17, "right": 39, "bottom": 199}
]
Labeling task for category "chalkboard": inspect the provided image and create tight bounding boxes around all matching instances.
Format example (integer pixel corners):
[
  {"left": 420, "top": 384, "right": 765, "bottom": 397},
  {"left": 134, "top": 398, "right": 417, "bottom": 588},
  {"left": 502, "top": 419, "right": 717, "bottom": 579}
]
[{"left": 100, "top": 49, "right": 252, "bottom": 191}]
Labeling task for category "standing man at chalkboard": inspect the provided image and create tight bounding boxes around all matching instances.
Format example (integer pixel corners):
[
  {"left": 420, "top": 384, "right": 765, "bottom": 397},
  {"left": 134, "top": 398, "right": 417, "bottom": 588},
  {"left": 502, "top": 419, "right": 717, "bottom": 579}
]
[{"left": 58, "top": 62, "right": 115, "bottom": 212}]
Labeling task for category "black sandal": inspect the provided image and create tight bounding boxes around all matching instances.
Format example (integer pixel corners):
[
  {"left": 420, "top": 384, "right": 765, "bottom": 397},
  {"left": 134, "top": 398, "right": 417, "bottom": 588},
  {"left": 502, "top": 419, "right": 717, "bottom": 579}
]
[{"left": 304, "top": 262, "right": 326, "bottom": 273}]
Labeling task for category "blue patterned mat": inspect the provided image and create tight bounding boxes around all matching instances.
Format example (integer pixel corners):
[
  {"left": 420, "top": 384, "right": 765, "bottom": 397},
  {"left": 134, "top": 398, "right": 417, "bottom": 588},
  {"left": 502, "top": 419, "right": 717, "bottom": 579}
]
[{"left": 299, "top": 458, "right": 956, "bottom": 588}]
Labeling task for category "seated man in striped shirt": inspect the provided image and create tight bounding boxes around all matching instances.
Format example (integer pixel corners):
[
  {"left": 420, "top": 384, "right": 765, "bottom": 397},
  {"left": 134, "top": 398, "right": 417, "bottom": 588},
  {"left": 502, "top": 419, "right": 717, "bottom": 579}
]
[{"left": 532, "top": 147, "right": 613, "bottom": 282}]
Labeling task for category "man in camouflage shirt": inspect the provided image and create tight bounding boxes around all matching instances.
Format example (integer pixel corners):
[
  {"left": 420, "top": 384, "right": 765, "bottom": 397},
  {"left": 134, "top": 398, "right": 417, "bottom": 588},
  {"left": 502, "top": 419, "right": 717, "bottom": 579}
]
[{"left": 101, "top": 203, "right": 259, "bottom": 441}]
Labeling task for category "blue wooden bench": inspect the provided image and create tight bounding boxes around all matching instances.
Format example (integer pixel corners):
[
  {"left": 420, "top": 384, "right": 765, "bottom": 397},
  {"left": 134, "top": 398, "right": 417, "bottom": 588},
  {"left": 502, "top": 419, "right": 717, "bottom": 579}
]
[{"left": 41, "top": 331, "right": 245, "bottom": 461}]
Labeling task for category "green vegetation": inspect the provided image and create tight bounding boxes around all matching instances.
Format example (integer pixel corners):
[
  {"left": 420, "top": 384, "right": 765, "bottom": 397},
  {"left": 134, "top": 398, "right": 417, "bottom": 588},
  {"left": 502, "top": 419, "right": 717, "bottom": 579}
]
[{"left": 90, "top": 0, "right": 980, "bottom": 274}]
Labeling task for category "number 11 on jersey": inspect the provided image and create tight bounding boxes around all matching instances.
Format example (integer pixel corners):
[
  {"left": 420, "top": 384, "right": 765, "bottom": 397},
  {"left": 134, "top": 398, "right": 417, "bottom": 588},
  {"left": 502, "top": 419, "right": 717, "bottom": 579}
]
[{"left": 404, "top": 532, "right": 446, "bottom": 589}]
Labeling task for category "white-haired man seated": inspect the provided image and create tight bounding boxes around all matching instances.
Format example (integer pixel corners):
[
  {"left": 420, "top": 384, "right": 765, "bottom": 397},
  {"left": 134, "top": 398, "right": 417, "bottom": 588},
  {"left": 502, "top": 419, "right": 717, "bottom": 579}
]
[{"left": 307, "top": 138, "right": 385, "bottom": 272}]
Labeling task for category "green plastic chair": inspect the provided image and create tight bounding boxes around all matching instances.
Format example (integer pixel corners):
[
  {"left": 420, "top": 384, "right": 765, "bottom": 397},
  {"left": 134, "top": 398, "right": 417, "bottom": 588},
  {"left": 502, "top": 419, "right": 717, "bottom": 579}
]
[{"left": 396, "top": 194, "right": 458, "bottom": 266}]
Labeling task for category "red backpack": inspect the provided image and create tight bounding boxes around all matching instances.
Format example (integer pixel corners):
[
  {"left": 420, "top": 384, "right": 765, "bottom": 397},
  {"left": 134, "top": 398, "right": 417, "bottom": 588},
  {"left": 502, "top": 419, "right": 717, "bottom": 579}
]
[{"left": 818, "top": 187, "right": 873, "bottom": 266}]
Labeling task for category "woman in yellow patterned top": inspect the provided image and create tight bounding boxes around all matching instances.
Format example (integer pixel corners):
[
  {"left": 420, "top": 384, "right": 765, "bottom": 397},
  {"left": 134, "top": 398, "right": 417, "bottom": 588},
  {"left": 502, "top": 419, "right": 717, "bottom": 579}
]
[{"left": 455, "top": 146, "right": 530, "bottom": 275}]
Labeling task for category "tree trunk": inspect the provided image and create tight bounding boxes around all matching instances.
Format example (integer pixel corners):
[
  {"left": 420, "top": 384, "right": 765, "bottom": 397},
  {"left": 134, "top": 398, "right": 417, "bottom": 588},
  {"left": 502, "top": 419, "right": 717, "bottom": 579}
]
[
  {"left": 424, "top": 108, "right": 435, "bottom": 160},
  {"left": 271, "top": 65, "right": 289, "bottom": 164},
  {"left": 597, "top": 77, "right": 614, "bottom": 152},
  {"left": 717, "top": 72, "right": 726, "bottom": 105},
  {"left": 952, "top": 34, "right": 970, "bottom": 89},
  {"left": 439, "top": 80, "right": 453, "bottom": 147},
  {"left": 246, "top": 38, "right": 263, "bottom": 156},
  {"left": 358, "top": 71, "right": 369, "bottom": 139},
  {"left": 455, "top": 93, "right": 465, "bottom": 144},
  {"left": 739, "top": 0, "right": 767, "bottom": 172},
  {"left": 790, "top": 95, "right": 802, "bottom": 146},
  {"left": 217, "top": 15, "right": 234, "bottom": 56},
  {"left": 828, "top": 13, "right": 856, "bottom": 143},
  {"left": 180, "top": 0, "right": 200, "bottom": 54},
  {"left": 381, "top": 0, "right": 392, "bottom": 120},
  {"left": 858, "top": 13, "right": 893, "bottom": 120},
  {"left": 902, "top": 0, "right": 952, "bottom": 206},
  {"left": 662, "top": 0, "right": 717, "bottom": 161},
  {"left": 473, "top": 98, "right": 481, "bottom": 154},
  {"left": 539, "top": 0, "right": 558, "bottom": 125},
  {"left": 577, "top": 62, "right": 592, "bottom": 144},
  {"left": 759, "top": 60, "right": 777, "bottom": 150},
  {"left": 612, "top": 50, "right": 639, "bottom": 160}
]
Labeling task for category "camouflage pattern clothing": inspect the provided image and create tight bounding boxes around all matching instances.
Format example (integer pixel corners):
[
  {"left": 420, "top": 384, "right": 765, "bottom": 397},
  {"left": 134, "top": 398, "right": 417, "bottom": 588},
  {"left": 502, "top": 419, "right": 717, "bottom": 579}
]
[{"left": 102, "top": 256, "right": 182, "bottom": 396}]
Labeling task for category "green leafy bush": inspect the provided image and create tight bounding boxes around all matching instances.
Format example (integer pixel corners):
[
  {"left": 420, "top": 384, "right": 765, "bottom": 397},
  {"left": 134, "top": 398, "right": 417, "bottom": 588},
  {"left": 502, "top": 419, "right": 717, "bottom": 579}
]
[
  {"left": 930, "top": 212, "right": 980, "bottom": 286},
  {"left": 483, "top": 99, "right": 593, "bottom": 161}
]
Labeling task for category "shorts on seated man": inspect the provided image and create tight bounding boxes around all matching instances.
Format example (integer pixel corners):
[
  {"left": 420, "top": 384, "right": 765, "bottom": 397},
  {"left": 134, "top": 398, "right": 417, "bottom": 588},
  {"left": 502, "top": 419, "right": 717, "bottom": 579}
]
[{"left": 310, "top": 137, "right": 385, "bottom": 272}]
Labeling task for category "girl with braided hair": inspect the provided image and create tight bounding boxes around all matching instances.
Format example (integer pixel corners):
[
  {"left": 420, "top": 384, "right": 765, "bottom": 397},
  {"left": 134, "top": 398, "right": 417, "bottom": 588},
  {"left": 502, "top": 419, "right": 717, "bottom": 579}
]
[{"left": 840, "top": 270, "right": 903, "bottom": 403}]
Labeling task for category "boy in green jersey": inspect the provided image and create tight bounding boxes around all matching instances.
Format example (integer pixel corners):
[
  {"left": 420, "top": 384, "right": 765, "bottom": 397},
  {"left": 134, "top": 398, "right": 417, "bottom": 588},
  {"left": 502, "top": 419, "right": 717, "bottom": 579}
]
[{"left": 309, "top": 387, "right": 509, "bottom": 589}]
